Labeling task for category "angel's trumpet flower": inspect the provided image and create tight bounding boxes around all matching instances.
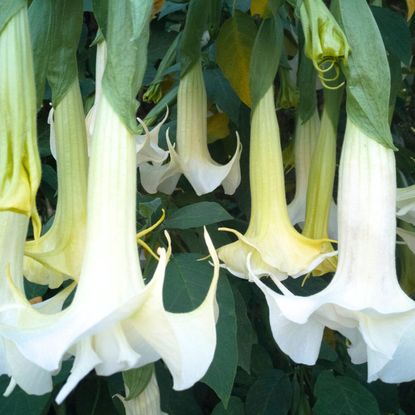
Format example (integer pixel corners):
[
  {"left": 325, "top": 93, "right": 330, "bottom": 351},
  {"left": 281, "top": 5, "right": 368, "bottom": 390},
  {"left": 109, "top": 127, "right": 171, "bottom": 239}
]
[
  {"left": 251, "top": 120, "right": 415, "bottom": 383},
  {"left": 24, "top": 79, "right": 88, "bottom": 288},
  {"left": 0, "top": 5, "right": 73, "bottom": 396},
  {"left": 300, "top": 0, "right": 350, "bottom": 88},
  {"left": 302, "top": 89, "right": 342, "bottom": 275},
  {"left": 288, "top": 109, "right": 320, "bottom": 227},
  {"left": 140, "top": 59, "right": 242, "bottom": 196},
  {"left": 218, "top": 85, "right": 335, "bottom": 280},
  {"left": 1, "top": 93, "right": 220, "bottom": 403}
]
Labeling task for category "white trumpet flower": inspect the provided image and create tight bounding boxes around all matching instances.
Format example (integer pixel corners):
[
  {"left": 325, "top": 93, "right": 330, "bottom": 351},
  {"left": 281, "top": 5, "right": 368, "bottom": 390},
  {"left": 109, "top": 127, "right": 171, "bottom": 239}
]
[
  {"left": 1, "top": 94, "right": 220, "bottom": 403},
  {"left": 140, "top": 59, "right": 242, "bottom": 196},
  {"left": 218, "top": 85, "right": 335, "bottom": 280},
  {"left": 251, "top": 120, "right": 415, "bottom": 383},
  {"left": 24, "top": 79, "right": 88, "bottom": 288}
]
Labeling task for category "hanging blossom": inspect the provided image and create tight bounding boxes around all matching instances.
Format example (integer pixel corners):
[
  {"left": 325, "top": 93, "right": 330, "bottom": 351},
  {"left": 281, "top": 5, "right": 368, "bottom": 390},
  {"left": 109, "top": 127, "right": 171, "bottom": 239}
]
[
  {"left": 218, "top": 85, "right": 335, "bottom": 281},
  {"left": 301, "top": 89, "right": 342, "bottom": 275},
  {"left": 299, "top": 0, "right": 350, "bottom": 88},
  {"left": 0, "top": 5, "right": 74, "bottom": 396},
  {"left": 83, "top": 40, "right": 167, "bottom": 166},
  {"left": 24, "top": 79, "right": 88, "bottom": 288},
  {"left": 250, "top": 120, "right": 415, "bottom": 383},
  {"left": 139, "top": 59, "right": 242, "bottom": 196},
  {"left": 1, "top": 92, "right": 220, "bottom": 403}
]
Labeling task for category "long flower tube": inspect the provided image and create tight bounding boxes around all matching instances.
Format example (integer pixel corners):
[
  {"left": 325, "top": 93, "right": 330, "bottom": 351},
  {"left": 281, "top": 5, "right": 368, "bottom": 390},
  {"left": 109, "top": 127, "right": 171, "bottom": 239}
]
[
  {"left": 1, "top": 93, "right": 220, "bottom": 403},
  {"left": 251, "top": 120, "right": 415, "bottom": 382},
  {"left": 302, "top": 89, "right": 342, "bottom": 275},
  {"left": 24, "top": 78, "right": 88, "bottom": 288},
  {"left": 288, "top": 109, "right": 320, "bottom": 227},
  {"left": 218, "top": 85, "right": 335, "bottom": 280},
  {"left": 140, "top": 59, "right": 242, "bottom": 196},
  {"left": 0, "top": 5, "right": 74, "bottom": 396}
]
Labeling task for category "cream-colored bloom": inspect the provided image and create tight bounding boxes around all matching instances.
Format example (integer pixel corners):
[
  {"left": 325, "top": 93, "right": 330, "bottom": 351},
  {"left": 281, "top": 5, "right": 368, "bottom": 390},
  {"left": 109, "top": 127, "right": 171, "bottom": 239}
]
[
  {"left": 2, "top": 94, "right": 220, "bottom": 403},
  {"left": 140, "top": 59, "right": 242, "bottom": 196},
  {"left": 251, "top": 120, "right": 415, "bottom": 383},
  {"left": 218, "top": 85, "right": 335, "bottom": 280},
  {"left": 24, "top": 79, "right": 88, "bottom": 288}
]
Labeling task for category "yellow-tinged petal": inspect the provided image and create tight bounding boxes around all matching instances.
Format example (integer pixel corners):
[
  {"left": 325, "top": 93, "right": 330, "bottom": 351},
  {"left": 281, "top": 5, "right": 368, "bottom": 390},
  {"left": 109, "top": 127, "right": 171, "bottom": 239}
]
[
  {"left": 218, "top": 85, "right": 335, "bottom": 280},
  {"left": 24, "top": 79, "right": 88, "bottom": 288}
]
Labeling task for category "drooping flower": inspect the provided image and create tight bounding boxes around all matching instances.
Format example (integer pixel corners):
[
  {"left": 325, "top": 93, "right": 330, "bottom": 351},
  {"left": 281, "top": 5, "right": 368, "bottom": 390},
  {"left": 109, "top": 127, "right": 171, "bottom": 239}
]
[
  {"left": 251, "top": 120, "right": 415, "bottom": 383},
  {"left": 299, "top": 0, "right": 350, "bottom": 87},
  {"left": 139, "top": 59, "right": 242, "bottom": 196},
  {"left": 301, "top": 89, "right": 342, "bottom": 275},
  {"left": 0, "top": 4, "right": 74, "bottom": 395},
  {"left": 218, "top": 85, "right": 335, "bottom": 281},
  {"left": 24, "top": 79, "right": 88, "bottom": 288},
  {"left": 2, "top": 92, "right": 221, "bottom": 403}
]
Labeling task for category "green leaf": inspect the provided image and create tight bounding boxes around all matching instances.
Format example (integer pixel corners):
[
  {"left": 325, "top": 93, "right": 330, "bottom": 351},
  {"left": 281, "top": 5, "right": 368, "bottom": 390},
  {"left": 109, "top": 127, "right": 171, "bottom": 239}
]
[
  {"left": 122, "top": 364, "right": 154, "bottom": 400},
  {"left": 179, "top": 0, "right": 207, "bottom": 77},
  {"left": 233, "top": 286, "right": 257, "bottom": 373},
  {"left": 164, "top": 202, "right": 233, "bottom": 229},
  {"left": 216, "top": 12, "right": 257, "bottom": 107},
  {"left": 371, "top": 6, "right": 411, "bottom": 66},
  {"left": 332, "top": 0, "right": 394, "bottom": 149},
  {"left": 29, "top": 0, "right": 83, "bottom": 106},
  {"left": 212, "top": 396, "right": 245, "bottom": 414},
  {"left": 0, "top": 376, "right": 51, "bottom": 415},
  {"left": 0, "top": 0, "right": 25, "bottom": 35},
  {"left": 202, "top": 274, "right": 238, "bottom": 407},
  {"left": 313, "top": 372, "right": 380, "bottom": 415},
  {"left": 249, "top": 13, "right": 283, "bottom": 109},
  {"left": 100, "top": 0, "right": 153, "bottom": 133},
  {"left": 245, "top": 369, "right": 292, "bottom": 415}
]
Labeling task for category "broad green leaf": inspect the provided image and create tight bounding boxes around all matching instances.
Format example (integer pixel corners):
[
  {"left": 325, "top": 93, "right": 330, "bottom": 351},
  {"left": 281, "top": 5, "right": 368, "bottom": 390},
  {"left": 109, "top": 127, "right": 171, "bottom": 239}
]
[
  {"left": 332, "top": 0, "right": 394, "bottom": 149},
  {"left": 164, "top": 202, "right": 233, "bottom": 229},
  {"left": 0, "top": 0, "right": 25, "bottom": 34},
  {"left": 122, "top": 364, "right": 154, "bottom": 400},
  {"left": 313, "top": 372, "right": 380, "bottom": 415},
  {"left": 245, "top": 369, "right": 292, "bottom": 415},
  {"left": 371, "top": 6, "right": 411, "bottom": 66},
  {"left": 233, "top": 286, "right": 256, "bottom": 373},
  {"left": 29, "top": 0, "right": 83, "bottom": 106},
  {"left": 212, "top": 396, "right": 245, "bottom": 414},
  {"left": 100, "top": 0, "right": 153, "bottom": 133},
  {"left": 216, "top": 12, "right": 257, "bottom": 107},
  {"left": 202, "top": 274, "right": 238, "bottom": 407},
  {"left": 0, "top": 376, "right": 51, "bottom": 415},
  {"left": 406, "top": 0, "right": 415, "bottom": 20},
  {"left": 179, "top": 0, "right": 207, "bottom": 77},
  {"left": 249, "top": 12, "right": 283, "bottom": 109}
]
